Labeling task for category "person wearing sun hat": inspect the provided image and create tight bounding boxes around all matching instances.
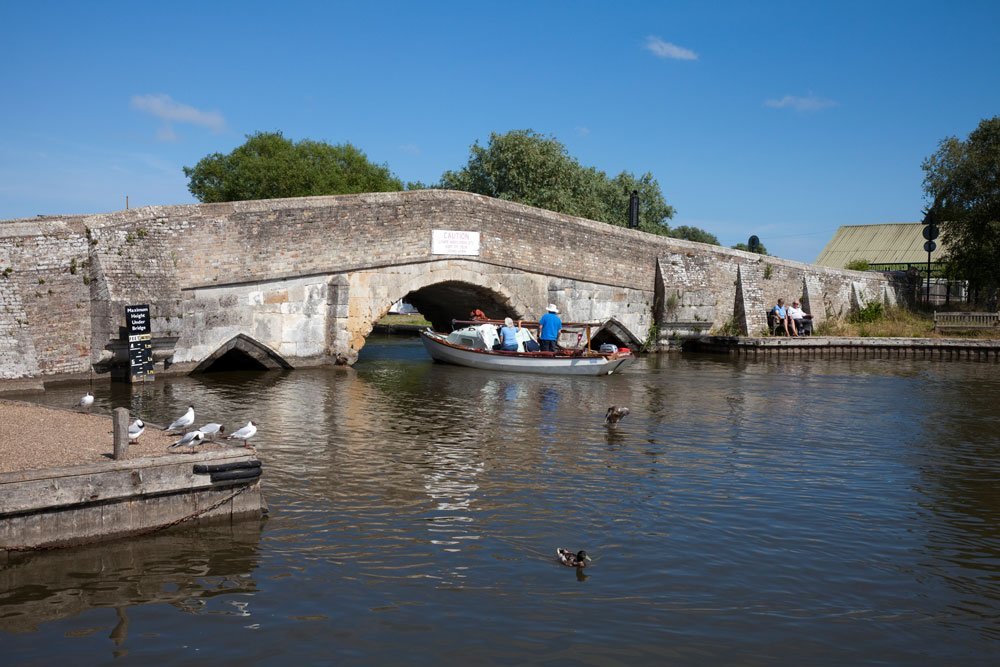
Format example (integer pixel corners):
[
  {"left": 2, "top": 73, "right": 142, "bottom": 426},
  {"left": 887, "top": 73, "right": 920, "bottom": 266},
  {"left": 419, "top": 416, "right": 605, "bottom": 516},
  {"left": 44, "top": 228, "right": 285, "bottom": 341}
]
[{"left": 538, "top": 304, "right": 562, "bottom": 352}]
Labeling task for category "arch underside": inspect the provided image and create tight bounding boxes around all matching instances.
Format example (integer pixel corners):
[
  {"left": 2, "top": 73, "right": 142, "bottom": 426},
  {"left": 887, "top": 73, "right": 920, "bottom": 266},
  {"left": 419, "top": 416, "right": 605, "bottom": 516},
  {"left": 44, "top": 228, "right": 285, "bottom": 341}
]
[
  {"left": 192, "top": 334, "right": 293, "bottom": 373},
  {"left": 388, "top": 282, "right": 640, "bottom": 350}
]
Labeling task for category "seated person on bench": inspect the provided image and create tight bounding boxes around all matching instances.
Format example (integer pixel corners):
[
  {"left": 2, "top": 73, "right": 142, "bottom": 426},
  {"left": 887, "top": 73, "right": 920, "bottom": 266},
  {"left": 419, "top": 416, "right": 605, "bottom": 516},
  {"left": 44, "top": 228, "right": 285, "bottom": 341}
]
[
  {"left": 771, "top": 299, "right": 792, "bottom": 336},
  {"left": 787, "top": 300, "right": 813, "bottom": 336}
]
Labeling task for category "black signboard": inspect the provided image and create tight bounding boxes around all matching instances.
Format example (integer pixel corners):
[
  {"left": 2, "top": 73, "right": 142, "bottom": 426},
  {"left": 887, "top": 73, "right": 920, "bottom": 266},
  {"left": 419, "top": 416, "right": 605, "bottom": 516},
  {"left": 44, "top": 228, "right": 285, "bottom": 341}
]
[{"left": 125, "top": 304, "right": 153, "bottom": 382}]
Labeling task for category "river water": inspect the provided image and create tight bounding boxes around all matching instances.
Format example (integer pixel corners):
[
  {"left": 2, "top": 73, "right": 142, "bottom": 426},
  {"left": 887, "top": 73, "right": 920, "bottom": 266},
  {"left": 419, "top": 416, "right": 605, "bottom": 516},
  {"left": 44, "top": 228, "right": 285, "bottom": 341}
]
[{"left": 2, "top": 336, "right": 999, "bottom": 665}]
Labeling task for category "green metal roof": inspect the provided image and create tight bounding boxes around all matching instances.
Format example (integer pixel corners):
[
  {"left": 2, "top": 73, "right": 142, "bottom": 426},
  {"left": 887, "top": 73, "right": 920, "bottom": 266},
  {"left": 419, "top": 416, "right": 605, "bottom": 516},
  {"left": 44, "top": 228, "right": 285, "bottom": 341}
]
[{"left": 815, "top": 223, "right": 945, "bottom": 268}]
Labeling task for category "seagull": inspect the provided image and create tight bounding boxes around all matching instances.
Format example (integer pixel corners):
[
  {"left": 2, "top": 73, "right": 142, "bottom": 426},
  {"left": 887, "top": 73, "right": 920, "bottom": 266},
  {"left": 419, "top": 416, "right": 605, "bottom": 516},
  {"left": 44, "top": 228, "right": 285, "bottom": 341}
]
[
  {"left": 166, "top": 405, "right": 195, "bottom": 433},
  {"left": 556, "top": 549, "right": 592, "bottom": 568},
  {"left": 128, "top": 419, "right": 145, "bottom": 442},
  {"left": 77, "top": 392, "right": 94, "bottom": 411},
  {"left": 226, "top": 421, "right": 257, "bottom": 448},
  {"left": 605, "top": 406, "right": 630, "bottom": 424},
  {"left": 199, "top": 423, "right": 225, "bottom": 441},
  {"left": 169, "top": 429, "right": 205, "bottom": 449}
]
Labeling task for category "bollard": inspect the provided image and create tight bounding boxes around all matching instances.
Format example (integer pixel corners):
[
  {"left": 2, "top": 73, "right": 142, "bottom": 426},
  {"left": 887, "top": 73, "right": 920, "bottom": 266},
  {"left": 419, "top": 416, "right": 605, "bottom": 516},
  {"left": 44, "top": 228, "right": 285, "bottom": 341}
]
[{"left": 112, "top": 407, "right": 129, "bottom": 461}]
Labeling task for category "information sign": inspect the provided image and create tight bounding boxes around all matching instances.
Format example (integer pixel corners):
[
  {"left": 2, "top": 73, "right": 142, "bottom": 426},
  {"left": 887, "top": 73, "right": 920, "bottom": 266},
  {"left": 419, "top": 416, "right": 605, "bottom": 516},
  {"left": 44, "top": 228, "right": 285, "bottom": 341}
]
[
  {"left": 431, "top": 230, "right": 480, "bottom": 256},
  {"left": 125, "top": 304, "right": 153, "bottom": 381}
]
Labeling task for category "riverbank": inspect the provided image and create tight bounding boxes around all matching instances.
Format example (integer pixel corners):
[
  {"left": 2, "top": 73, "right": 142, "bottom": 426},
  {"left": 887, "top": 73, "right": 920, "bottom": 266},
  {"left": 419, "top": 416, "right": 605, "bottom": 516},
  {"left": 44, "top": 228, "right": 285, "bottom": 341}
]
[
  {"left": 691, "top": 335, "right": 1000, "bottom": 360},
  {"left": 0, "top": 399, "right": 265, "bottom": 553},
  {"left": 0, "top": 399, "right": 234, "bottom": 473}
]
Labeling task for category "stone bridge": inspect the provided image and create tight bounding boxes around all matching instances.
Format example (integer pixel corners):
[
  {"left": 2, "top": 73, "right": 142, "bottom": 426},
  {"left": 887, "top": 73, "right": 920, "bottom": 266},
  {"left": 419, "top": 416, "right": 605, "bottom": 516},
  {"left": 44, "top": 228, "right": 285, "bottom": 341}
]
[{"left": 0, "top": 190, "right": 899, "bottom": 385}]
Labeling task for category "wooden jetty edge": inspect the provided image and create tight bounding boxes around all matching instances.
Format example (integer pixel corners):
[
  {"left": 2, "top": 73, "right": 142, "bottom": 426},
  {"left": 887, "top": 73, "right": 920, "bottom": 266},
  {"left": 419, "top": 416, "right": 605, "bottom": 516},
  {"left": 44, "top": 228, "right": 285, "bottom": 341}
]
[
  {"left": 0, "top": 448, "right": 265, "bottom": 554},
  {"left": 691, "top": 336, "right": 1000, "bottom": 360},
  {"left": 0, "top": 400, "right": 266, "bottom": 556}
]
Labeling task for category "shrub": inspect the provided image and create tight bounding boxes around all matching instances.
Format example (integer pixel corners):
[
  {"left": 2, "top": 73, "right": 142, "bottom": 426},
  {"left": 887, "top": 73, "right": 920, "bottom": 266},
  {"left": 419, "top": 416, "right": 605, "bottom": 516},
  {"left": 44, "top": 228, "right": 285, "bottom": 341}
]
[{"left": 850, "top": 301, "right": 884, "bottom": 323}]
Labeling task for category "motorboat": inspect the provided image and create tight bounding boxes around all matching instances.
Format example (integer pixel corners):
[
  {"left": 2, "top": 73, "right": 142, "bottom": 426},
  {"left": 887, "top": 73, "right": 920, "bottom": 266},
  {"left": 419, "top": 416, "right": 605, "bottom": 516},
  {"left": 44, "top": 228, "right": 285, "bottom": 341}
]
[{"left": 419, "top": 320, "right": 634, "bottom": 376}]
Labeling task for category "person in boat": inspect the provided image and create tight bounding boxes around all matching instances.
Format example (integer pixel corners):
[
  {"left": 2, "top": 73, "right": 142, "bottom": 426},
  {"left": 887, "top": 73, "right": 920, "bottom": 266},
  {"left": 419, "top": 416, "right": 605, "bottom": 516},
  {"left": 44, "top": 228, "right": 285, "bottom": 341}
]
[
  {"left": 498, "top": 317, "right": 522, "bottom": 351},
  {"left": 470, "top": 308, "right": 488, "bottom": 321},
  {"left": 538, "top": 304, "right": 562, "bottom": 352}
]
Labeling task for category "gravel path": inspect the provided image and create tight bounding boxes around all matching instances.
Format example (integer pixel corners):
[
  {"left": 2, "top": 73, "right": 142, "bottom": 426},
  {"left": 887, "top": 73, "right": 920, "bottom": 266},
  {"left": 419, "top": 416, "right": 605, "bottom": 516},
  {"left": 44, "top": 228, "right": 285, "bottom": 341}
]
[{"left": 0, "top": 399, "right": 239, "bottom": 474}]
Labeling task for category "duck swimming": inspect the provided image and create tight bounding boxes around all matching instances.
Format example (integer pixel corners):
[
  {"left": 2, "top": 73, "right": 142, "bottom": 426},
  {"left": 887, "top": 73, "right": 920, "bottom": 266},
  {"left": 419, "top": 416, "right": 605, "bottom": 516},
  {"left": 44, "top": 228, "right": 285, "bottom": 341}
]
[
  {"left": 605, "top": 406, "right": 629, "bottom": 424},
  {"left": 556, "top": 548, "right": 592, "bottom": 568}
]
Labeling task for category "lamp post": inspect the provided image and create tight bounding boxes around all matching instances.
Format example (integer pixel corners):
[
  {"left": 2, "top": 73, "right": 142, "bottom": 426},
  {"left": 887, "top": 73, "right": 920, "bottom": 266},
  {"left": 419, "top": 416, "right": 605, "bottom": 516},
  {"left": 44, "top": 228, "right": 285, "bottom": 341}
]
[
  {"left": 628, "top": 190, "right": 639, "bottom": 229},
  {"left": 922, "top": 208, "right": 940, "bottom": 305}
]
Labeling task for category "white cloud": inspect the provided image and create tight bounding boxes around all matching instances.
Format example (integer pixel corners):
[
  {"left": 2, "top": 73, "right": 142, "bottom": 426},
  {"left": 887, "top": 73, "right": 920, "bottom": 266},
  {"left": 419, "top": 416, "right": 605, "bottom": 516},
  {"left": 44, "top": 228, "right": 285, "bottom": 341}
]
[
  {"left": 576, "top": 126, "right": 591, "bottom": 137},
  {"left": 764, "top": 94, "right": 837, "bottom": 112},
  {"left": 398, "top": 143, "right": 421, "bottom": 155},
  {"left": 130, "top": 94, "right": 227, "bottom": 137},
  {"left": 645, "top": 36, "right": 698, "bottom": 61}
]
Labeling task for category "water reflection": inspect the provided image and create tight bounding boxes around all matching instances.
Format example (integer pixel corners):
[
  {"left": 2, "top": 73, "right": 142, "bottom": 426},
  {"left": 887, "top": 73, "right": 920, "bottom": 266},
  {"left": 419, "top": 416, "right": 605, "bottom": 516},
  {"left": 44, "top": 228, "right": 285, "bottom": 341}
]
[
  {"left": 3, "top": 340, "right": 1000, "bottom": 664},
  {"left": 0, "top": 520, "right": 262, "bottom": 638}
]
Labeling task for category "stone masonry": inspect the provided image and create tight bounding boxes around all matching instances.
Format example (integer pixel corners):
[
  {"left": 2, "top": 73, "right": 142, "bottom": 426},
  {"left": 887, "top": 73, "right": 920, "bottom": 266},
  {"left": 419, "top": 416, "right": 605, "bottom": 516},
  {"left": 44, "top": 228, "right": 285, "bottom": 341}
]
[{"left": 0, "top": 190, "right": 900, "bottom": 385}]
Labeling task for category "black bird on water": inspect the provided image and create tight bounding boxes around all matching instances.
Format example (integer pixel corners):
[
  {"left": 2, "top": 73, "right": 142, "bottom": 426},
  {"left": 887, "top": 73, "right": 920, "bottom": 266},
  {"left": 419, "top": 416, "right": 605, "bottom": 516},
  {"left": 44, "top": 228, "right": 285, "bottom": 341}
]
[
  {"left": 605, "top": 406, "right": 630, "bottom": 424},
  {"left": 556, "top": 549, "right": 592, "bottom": 568}
]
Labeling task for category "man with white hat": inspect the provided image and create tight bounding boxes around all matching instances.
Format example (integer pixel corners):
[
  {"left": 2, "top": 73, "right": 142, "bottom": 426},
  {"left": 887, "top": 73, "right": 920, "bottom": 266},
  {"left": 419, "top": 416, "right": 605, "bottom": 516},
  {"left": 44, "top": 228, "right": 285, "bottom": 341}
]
[{"left": 538, "top": 304, "right": 562, "bottom": 352}]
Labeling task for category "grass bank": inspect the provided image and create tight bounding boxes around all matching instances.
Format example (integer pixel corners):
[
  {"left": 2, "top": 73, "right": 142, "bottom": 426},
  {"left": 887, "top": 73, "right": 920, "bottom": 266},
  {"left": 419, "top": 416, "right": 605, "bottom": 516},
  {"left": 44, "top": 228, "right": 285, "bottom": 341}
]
[
  {"left": 377, "top": 313, "right": 431, "bottom": 327},
  {"left": 815, "top": 305, "right": 994, "bottom": 339}
]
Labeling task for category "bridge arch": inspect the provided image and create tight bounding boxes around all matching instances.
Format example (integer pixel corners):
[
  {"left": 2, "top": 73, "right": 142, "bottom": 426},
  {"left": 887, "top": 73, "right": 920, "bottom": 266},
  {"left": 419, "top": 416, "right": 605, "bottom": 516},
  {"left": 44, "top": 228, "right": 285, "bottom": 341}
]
[
  {"left": 345, "top": 259, "right": 642, "bottom": 359},
  {"left": 192, "top": 334, "right": 293, "bottom": 373}
]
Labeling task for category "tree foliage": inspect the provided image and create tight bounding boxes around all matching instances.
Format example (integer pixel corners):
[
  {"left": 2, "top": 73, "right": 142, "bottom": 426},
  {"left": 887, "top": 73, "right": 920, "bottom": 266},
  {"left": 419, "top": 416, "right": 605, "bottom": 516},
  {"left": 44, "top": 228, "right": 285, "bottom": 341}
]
[
  {"left": 922, "top": 116, "right": 1000, "bottom": 305},
  {"left": 439, "top": 130, "right": 710, "bottom": 238},
  {"left": 731, "top": 241, "right": 769, "bottom": 255},
  {"left": 184, "top": 131, "right": 402, "bottom": 203}
]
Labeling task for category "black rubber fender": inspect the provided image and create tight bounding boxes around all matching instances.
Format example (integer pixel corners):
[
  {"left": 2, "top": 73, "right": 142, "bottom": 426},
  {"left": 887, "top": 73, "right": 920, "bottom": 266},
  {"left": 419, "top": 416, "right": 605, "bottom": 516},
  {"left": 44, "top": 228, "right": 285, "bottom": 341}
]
[
  {"left": 210, "top": 468, "right": 262, "bottom": 483},
  {"left": 194, "top": 460, "right": 262, "bottom": 475}
]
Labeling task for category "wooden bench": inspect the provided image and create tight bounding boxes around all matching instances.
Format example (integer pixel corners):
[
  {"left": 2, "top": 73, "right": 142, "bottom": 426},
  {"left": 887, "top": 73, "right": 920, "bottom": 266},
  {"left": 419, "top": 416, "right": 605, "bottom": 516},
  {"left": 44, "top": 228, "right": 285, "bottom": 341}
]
[
  {"left": 933, "top": 311, "right": 1000, "bottom": 332},
  {"left": 767, "top": 310, "right": 813, "bottom": 336}
]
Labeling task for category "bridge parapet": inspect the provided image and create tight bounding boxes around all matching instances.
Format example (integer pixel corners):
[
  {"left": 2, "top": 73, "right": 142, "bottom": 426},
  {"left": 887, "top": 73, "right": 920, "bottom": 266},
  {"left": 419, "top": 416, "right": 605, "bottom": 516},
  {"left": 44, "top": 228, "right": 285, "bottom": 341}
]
[{"left": 0, "top": 190, "right": 901, "bottom": 382}]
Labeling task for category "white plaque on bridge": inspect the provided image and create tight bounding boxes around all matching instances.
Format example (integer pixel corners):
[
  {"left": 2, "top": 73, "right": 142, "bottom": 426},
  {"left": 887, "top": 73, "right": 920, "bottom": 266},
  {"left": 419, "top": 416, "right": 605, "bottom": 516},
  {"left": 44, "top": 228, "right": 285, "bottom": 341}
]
[{"left": 432, "top": 230, "right": 480, "bottom": 256}]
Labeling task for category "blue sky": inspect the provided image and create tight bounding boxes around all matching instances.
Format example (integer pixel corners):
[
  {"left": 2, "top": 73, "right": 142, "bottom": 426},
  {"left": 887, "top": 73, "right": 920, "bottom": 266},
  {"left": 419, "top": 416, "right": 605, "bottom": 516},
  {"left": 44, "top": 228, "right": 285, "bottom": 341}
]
[{"left": 2, "top": 1, "right": 998, "bottom": 262}]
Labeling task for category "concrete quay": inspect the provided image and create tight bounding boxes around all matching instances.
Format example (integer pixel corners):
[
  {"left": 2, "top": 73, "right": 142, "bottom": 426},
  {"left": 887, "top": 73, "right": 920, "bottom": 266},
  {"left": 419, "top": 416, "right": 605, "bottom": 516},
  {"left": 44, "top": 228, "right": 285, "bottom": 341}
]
[
  {"left": 0, "top": 400, "right": 265, "bottom": 555},
  {"left": 692, "top": 335, "right": 1000, "bottom": 360}
]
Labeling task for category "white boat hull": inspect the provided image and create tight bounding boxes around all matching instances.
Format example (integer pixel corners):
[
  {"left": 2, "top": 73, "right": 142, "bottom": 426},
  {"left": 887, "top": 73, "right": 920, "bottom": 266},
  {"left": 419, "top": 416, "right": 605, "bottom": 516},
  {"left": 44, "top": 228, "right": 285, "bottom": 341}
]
[{"left": 419, "top": 330, "right": 634, "bottom": 376}]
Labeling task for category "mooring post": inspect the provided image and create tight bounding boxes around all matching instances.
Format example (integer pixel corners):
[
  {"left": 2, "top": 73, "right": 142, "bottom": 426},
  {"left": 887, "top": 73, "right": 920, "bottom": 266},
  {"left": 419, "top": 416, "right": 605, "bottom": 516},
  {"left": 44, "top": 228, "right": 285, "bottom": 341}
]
[{"left": 113, "top": 407, "right": 129, "bottom": 460}]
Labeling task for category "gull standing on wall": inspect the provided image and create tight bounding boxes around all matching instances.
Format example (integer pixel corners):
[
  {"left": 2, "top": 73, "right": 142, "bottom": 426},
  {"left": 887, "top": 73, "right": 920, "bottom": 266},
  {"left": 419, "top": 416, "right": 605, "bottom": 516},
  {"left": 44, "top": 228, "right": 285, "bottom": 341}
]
[
  {"left": 199, "top": 423, "right": 225, "bottom": 441},
  {"left": 76, "top": 392, "right": 94, "bottom": 411},
  {"left": 226, "top": 421, "right": 257, "bottom": 448},
  {"left": 169, "top": 429, "right": 205, "bottom": 449},
  {"left": 166, "top": 405, "right": 195, "bottom": 433},
  {"left": 128, "top": 419, "right": 145, "bottom": 442}
]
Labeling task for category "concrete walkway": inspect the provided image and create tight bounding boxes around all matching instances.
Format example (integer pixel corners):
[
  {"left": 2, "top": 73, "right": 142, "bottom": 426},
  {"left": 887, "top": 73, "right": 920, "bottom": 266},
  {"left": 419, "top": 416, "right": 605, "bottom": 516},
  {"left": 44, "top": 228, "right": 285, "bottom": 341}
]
[{"left": 0, "top": 400, "right": 233, "bottom": 474}]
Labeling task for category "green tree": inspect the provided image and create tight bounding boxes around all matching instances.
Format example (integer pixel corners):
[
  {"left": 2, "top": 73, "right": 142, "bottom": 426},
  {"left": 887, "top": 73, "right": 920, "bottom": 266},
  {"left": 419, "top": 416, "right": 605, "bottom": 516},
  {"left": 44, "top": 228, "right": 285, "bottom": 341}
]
[
  {"left": 439, "top": 129, "right": 700, "bottom": 237},
  {"left": 184, "top": 131, "right": 402, "bottom": 203},
  {"left": 668, "top": 225, "right": 720, "bottom": 245},
  {"left": 922, "top": 116, "right": 1000, "bottom": 305},
  {"left": 732, "top": 241, "right": 769, "bottom": 255}
]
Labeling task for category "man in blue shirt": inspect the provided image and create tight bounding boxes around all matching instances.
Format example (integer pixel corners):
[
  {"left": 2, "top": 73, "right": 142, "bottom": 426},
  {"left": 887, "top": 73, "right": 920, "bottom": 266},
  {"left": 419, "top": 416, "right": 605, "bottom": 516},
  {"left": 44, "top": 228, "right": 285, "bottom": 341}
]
[
  {"left": 538, "top": 304, "right": 562, "bottom": 352},
  {"left": 771, "top": 298, "right": 791, "bottom": 336}
]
